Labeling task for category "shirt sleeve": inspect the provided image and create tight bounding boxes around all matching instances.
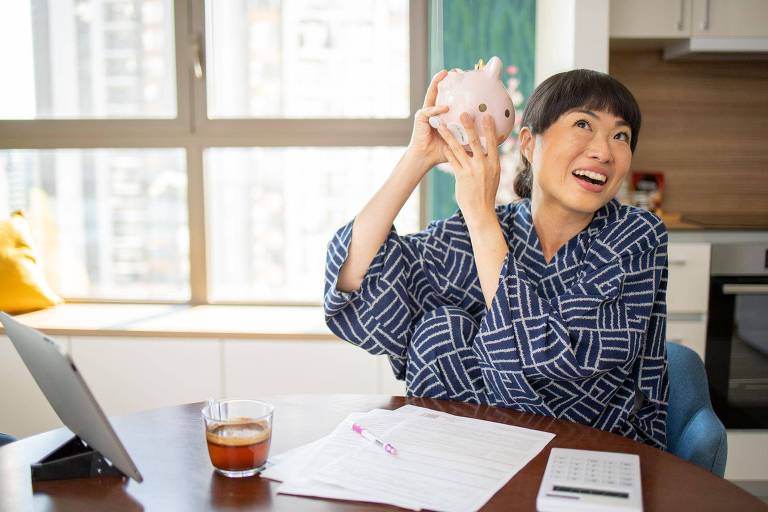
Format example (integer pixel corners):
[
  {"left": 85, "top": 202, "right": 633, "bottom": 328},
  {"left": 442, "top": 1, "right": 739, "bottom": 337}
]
[
  {"left": 627, "top": 256, "right": 669, "bottom": 449},
  {"left": 476, "top": 212, "right": 669, "bottom": 447},
  {"left": 323, "top": 219, "right": 455, "bottom": 378}
]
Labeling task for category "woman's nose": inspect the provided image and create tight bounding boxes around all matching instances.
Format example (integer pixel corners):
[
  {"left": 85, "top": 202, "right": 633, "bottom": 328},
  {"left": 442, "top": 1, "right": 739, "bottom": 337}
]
[{"left": 586, "top": 136, "right": 612, "bottom": 163}]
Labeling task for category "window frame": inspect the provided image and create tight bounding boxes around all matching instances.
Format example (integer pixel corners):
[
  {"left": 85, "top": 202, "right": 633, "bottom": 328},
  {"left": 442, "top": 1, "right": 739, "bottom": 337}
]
[{"left": 0, "top": 0, "right": 429, "bottom": 306}]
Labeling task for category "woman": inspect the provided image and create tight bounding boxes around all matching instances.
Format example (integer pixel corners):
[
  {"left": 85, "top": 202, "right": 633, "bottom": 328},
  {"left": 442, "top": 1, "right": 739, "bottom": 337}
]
[{"left": 324, "top": 69, "right": 669, "bottom": 450}]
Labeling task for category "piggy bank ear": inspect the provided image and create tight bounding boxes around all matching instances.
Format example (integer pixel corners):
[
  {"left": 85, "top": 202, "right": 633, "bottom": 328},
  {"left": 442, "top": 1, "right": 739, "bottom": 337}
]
[{"left": 484, "top": 56, "right": 502, "bottom": 79}]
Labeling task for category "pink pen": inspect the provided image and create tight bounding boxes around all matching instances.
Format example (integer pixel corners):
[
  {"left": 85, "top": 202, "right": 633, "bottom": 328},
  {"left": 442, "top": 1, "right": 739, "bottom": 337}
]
[{"left": 351, "top": 422, "right": 398, "bottom": 455}]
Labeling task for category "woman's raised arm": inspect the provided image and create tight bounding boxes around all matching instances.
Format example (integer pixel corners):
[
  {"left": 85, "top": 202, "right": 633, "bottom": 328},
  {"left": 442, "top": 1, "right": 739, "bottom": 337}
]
[{"left": 336, "top": 70, "right": 450, "bottom": 292}]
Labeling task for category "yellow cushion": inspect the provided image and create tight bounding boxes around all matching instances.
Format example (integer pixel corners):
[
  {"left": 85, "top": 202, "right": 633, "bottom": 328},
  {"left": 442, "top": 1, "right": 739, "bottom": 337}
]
[{"left": 0, "top": 210, "right": 62, "bottom": 314}]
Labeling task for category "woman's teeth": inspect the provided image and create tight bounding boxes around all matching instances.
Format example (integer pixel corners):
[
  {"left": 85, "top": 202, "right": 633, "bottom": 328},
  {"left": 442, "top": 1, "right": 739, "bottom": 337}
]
[{"left": 572, "top": 170, "right": 607, "bottom": 185}]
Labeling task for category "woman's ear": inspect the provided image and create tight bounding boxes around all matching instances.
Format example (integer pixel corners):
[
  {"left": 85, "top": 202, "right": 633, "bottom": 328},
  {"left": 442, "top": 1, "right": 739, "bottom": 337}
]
[{"left": 519, "top": 127, "right": 534, "bottom": 163}]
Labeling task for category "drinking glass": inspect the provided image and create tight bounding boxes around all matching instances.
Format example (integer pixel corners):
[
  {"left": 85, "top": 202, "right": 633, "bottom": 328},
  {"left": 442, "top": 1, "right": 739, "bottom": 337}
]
[{"left": 202, "top": 399, "right": 274, "bottom": 478}]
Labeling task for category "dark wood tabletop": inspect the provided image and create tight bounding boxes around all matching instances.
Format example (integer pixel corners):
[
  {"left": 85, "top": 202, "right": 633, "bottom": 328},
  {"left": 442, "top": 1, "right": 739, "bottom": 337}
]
[{"left": 0, "top": 395, "right": 764, "bottom": 511}]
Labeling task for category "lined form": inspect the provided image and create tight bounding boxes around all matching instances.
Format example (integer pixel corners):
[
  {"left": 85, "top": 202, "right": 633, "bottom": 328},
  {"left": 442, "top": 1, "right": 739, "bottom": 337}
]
[{"left": 263, "top": 405, "right": 555, "bottom": 511}]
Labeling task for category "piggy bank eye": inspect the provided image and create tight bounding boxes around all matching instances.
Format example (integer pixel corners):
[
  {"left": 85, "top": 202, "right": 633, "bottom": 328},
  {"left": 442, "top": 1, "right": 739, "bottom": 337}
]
[
  {"left": 505, "top": 109, "right": 511, "bottom": 118},
  {"left": 478, "top": 103, "right": 487, "bottom": 112}
]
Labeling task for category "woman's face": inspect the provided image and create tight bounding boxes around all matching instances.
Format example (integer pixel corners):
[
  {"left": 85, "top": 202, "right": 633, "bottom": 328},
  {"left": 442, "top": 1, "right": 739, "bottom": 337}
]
[{"left": 521, "top": 108, "right": 633, "bottom": 215}]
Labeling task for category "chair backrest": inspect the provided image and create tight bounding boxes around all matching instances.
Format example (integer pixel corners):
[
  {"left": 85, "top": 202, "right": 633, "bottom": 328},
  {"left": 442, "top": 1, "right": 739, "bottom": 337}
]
[{"left": 665, "top": 342, "right": 728, "bottom": 476}]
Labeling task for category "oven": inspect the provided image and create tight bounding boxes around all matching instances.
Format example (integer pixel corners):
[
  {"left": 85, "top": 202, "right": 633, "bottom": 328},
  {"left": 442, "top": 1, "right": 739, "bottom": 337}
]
[{"left": 705, "top": 243, "right": 768, "bottom": 429}]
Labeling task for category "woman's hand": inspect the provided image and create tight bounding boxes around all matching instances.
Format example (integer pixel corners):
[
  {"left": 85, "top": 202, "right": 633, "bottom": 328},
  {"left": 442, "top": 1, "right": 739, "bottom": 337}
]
[
  {"left": 437, "top": 112, "right": 501, "bottom": 224},
  {"left": 407, "top": 70, "right": 450, "bottom": 171}
]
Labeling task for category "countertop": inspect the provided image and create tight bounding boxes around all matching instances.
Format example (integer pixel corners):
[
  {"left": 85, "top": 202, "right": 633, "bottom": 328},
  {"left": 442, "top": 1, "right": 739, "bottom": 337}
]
[{"left": 660, "top": 211, "right": 768, "bottom": 231}]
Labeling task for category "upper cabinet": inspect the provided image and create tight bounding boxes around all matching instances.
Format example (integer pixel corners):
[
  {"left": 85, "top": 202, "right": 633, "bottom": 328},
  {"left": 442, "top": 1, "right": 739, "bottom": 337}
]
[
  {"left": 610, "top": 0, "right": 691, "bottom": 39},
  {"left": 610, "top": 0, "right": 768, "bottom": 39},
  {"left": 691, "top": 0, "right": 768, "bottom": 37}
]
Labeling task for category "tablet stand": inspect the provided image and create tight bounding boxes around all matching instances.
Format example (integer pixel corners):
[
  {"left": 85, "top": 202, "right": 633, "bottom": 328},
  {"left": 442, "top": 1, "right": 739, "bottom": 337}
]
[{"left": 31, "top": 435, "right": 126, "bottom": 481}]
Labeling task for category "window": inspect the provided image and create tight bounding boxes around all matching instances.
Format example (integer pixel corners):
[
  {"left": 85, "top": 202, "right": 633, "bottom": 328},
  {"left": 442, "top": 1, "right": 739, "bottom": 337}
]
[
  {"left": 0, "top": 0, "right": 176, "bottom": 119},
  {"left": 205, "top": 0, "right": 410, "bottom": 119},
  {"left": 205, "top": 147, "right": 419, "bottom": 303},
  {"left": 0, "top": 0, "right": 427, "bottom": 304},
  {"left": 0, "top": 148, "right": 188, "bottom": 299}
]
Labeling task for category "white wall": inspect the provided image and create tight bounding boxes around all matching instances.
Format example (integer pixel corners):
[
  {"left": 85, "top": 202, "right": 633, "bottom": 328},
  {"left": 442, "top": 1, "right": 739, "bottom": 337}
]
[{"left": 535, "top": 0, "right": 610, "bottom": 84}]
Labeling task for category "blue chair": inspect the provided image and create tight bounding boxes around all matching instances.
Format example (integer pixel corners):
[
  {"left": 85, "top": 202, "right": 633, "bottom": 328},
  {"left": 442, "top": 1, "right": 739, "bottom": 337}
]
[
  {"left": 0, "top": 433, "right": 15, "bottom": 447},
  {"left": 665, "top": 342, "right": 728, "bottom": 477}
]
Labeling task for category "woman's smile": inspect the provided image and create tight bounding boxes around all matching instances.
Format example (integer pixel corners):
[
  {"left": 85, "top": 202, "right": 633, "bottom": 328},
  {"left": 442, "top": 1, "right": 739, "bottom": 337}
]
[{"left": 571, "top": 166, "right": 610, "bottom": 193}]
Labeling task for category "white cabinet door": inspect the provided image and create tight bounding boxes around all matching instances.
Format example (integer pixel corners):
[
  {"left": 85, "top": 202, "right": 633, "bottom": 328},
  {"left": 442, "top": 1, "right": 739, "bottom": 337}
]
[
  {"left": 692, "top": 0, "right": 768, "bottom": 37},
  {"left": 610, "top": 0, "right": 691, "bottom": 38},
  {"left": 223, "top": 339, "right": 379, "bottom": 396},
  {"left": 69, "top": 337, "right": 221, "bottom": 417},
  {"left": 667, "top": 317, "right": 708, "bottom": 360},
  {"left": 0, "top": 335, "right": 67, "bottom": 437},
  {"left": 378, "top": 356, "right": 407, "bottom": 396},
  {"left": 667, "top": 243, "right": 711, "bottom": 314},
  {"left": 725, "top": 431, "right": 768, "bottom": 480}
]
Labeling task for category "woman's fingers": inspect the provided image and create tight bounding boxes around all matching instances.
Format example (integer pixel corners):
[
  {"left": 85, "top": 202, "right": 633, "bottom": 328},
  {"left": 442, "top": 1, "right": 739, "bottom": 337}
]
[
  {"left": 422, "top": 69, "right": 448, "bottom": 109},
  {"left": 482, "top": 115, "right": 500, "bottom": 165},
  {"left": 416, "top": 105, "right": 449, "bottom": 121},
  {"left": 442, "top": 146, "right": 462, "bottom": 174},
  {"left": 436, "top": 123, "right": 472, "bottom": 170},
  {"left": 460, "top": 112, "right": 485, "bottom": 160}
]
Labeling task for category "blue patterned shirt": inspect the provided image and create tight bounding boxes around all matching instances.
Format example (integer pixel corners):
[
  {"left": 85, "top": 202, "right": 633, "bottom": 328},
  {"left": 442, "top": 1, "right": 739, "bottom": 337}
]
[{"left": 324, "top": 198, "right": 669, "bottom": 449}]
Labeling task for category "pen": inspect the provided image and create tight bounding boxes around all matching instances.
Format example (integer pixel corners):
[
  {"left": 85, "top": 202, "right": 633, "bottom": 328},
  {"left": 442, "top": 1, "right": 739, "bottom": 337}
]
[{"left": 351, "top": 422, "right": 398, "bottom": 455}]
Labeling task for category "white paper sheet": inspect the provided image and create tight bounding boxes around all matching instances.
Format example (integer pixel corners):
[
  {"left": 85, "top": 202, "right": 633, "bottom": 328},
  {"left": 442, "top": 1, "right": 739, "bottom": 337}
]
[
  {"left": 266, "top": 405, "right": 555, "bottom": 512},
  {"left": 310, "top": 406, "right": 555, "bottom": 512},
  {"left": 265, "top": 408, "right": 425, "bottom": 510},
  {"left": 263, "top": 409, "right": 408, "bottom": 482}
]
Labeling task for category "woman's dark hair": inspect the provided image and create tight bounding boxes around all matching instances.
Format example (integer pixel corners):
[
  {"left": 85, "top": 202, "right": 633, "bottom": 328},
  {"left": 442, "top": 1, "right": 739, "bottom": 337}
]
[{"left": 513, "top": 69, "right": 642, "bottom": 199}]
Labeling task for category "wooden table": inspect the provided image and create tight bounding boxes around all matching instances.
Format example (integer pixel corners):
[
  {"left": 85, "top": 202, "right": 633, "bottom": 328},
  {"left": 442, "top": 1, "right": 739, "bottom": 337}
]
[{"left": 0, "top": 395, "right": 764, "bottom": 511}]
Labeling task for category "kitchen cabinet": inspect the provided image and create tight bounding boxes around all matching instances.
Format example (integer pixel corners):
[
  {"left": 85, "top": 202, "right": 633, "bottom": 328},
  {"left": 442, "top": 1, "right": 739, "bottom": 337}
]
[
  {"left": 69, "top": 337, "right": 223, "bottom": 419},
  {"left": 610, "top": 0, "right": 691, "bottom": 38},
  {"left": 666, "top": 243, "right": 711, "bottom": 314},
  {"left": 667, "top": 316, "right": 707, "bottom": 360},
  {"left": 692, "top": 0, "right": 768, "bottom": 37},
  {"left": 0, "top": 335, "right": 66, "bottom": 438},
  {"left": 666, "top": 242, "right": 710, "bottom": 359},
  {"left": 0, "top": 333, "right": 394, "bottom": 438},
  {"left": 222, "top": 339, "right": 380, "bottom": 396},
  {"left": 610, "top": 0, "right": 768, "bottom": 39}
]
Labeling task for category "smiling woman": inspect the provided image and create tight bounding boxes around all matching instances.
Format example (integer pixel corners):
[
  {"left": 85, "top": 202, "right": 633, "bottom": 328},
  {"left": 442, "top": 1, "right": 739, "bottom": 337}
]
[
  {"left": 324, "top": 68, "right": 670, "bottom": 451},
  {"left": 516, "top": 69, "right": 641, "bottom": 218}
]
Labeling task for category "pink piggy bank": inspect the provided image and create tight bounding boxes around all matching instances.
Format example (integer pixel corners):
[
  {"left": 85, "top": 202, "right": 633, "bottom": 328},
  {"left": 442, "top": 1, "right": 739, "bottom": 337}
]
[{"left": 429, "top": 56, "right": 515, "bottom": 153}]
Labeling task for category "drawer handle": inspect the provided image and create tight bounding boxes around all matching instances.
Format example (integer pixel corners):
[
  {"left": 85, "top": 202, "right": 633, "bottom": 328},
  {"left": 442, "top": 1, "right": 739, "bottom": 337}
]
[
  {"left": 669, "top": 258, "right": 688, "bottom": 266},
  {"left": 722, "top": 284, "right": 768, "bottom": 295}
]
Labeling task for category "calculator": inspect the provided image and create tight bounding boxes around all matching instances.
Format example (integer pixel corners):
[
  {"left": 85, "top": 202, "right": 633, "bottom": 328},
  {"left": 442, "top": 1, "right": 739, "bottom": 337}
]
[{"left": 536, "top": 448, "right": 643, "bottom": 512}]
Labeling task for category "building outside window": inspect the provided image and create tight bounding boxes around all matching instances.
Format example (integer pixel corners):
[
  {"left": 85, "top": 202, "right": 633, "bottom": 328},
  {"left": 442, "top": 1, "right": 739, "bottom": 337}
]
[{"left": 0, "top": 0, "right": 426, "bottom": 304}]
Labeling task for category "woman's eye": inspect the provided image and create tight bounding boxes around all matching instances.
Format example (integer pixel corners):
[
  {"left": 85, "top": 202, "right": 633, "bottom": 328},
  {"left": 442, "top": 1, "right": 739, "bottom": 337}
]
[
  {"left": 575, "top": 119, "right": 590, "bottom": 130},
  {"left": 614, "top": 132, "right": 630, "bottom": 142}
]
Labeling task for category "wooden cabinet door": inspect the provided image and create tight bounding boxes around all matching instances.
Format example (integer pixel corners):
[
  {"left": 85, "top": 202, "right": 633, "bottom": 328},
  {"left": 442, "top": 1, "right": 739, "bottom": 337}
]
[
  {"left": 610, "top": 0, "right": 691, "bottom": 38},
  {"left": 692, "top": 0, "right": 768, "bottom": 37}
]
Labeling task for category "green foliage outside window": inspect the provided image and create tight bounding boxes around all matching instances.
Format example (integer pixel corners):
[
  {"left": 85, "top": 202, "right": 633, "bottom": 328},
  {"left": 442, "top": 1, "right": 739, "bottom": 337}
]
[{"left": 428, "top": 0, "right": 536, "bottom": 222}]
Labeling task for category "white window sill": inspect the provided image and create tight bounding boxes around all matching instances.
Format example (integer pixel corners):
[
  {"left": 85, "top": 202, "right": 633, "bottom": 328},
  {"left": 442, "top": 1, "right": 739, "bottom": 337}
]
[{"left": 1, "top": 303, "right": 335, "bottom": 340}]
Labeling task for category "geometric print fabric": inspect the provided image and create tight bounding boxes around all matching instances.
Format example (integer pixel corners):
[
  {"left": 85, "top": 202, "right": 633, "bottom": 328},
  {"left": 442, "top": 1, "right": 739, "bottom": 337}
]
[{"left": 324, "top": 198, "right": 669, "bottom": 450}]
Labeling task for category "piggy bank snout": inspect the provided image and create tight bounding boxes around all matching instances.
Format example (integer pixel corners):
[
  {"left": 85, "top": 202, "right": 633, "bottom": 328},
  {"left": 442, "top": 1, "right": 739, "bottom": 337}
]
[
  {"left": 447, "top": 123, "right": 468, "bottom": 145},
  {"left": 427, "top": 117, "right": 470, "bottom": 145}
]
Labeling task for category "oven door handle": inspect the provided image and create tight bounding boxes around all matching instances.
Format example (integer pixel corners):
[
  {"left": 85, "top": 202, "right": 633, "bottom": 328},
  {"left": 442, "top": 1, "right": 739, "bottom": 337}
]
[{"left": 722, "top": 284, "right": 768, "bottom": 295}]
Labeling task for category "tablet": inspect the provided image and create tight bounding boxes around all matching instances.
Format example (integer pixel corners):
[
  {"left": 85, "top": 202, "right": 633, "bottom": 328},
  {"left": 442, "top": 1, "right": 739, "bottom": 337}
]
[{"left": 0, "top": 312, "right": 143, "bottom": 482}]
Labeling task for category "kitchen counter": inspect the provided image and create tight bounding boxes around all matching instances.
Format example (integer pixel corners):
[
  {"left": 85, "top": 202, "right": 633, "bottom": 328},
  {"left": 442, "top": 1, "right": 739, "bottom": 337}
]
[
  {"left": 660, "top": 211, "right": 768, "bottom": 231},
  {"left": 656, "top": 212, "right": 768, "bottom": 244}
]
